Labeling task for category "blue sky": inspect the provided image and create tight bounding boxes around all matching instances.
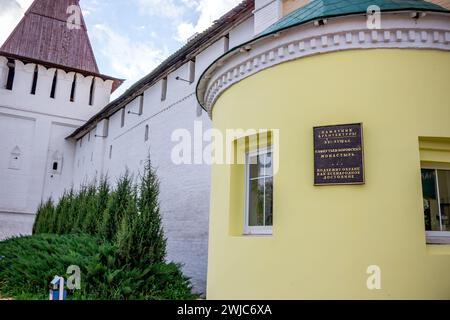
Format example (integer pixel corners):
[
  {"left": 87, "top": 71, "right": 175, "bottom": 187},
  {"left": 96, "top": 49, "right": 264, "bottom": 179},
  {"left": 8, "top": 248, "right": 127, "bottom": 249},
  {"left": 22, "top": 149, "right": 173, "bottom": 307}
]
[{"left": 0, "top": 0, "right": 241, "bottom": 98}]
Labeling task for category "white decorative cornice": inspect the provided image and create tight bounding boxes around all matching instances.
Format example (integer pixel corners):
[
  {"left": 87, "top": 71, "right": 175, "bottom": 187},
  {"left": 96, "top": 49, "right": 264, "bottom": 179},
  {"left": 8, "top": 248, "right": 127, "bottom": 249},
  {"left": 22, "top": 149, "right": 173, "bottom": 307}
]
[{"left": 197, "top": 11, "right": 450, "bottom": 118}]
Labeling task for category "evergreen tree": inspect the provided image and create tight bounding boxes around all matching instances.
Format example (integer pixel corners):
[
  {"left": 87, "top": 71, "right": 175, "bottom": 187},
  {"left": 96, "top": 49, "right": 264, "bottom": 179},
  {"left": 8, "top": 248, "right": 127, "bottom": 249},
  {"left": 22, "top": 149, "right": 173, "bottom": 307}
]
[
  {"left": 71, "top": 185, "right": 89, "bottom": 233},
  {"left": 101, "top": 172, "right": 133, "bottom": 242},
  {"left": 116, "top": 185, "right": 139, "bottom": 264},
  {"left": 32, "top": 199, "right": 54, "bottom": 235},
  {"left": 55, "top": 189, "right": 75, "bottom": 234},
  {"left": 83, "top": 177, "right": 110, "bottom": 235},
  {"left": 118, "top": 159, "right": 167, "bottom": 266}
]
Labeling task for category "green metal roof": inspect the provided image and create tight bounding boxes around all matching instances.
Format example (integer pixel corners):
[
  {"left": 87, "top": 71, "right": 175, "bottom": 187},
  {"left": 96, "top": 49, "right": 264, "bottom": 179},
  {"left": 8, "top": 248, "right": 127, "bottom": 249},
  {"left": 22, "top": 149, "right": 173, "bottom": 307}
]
[{"left": 261, "top": 0, "right": 449, "bottom": 36}]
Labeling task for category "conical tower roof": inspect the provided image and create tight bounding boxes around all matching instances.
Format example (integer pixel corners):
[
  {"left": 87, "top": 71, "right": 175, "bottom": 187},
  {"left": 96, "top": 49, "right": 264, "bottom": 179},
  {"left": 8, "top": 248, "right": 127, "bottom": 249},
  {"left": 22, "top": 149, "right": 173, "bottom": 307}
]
[
  {"left": 1, "top": 0, "right": 98, "bottom": 73},
  {"left": 0, "top": 0, "right": 123, "bottom": 90}
]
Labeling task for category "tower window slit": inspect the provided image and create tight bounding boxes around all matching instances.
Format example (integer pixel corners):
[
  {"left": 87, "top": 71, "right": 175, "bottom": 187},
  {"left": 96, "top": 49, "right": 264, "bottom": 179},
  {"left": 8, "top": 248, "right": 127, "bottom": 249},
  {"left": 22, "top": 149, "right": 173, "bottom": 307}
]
[
  {"left": 50, "top": 70, "right": 57, "bottom": 98},
  {"left": 224, "top": 34, "right": 230, "bottom": 52},
  {"left": 188, "top": 59, "right": 196, "bottom": 83},
  {"left": 145, "top": 124, "right": 149, "bottom": 142},
  {"left": 139, "top": 95, "right": 144, "bottom": 115},
  {"left": 30, "top": 65, "right": 38, "bottom": 95},
  {"left": 70, "top": 74, "right": 77, "bottom": 102},
  {"left": 161, "top": 77, "right": 167, "bottom": 101},
  {"left": 121, "top": 108, "right": 125, "bottom": 128},
  {"left": 6, "top": 59, "right": 15, "bottom": 90},
  {"left": 89, "top": 78, "right": 95, "bottom": 106}
]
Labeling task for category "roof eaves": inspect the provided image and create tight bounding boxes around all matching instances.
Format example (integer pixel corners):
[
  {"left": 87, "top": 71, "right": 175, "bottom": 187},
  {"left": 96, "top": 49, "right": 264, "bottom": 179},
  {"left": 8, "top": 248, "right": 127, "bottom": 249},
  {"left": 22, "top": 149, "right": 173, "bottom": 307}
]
[
  {"left": 260, "top": 0, "right": 450, "bottom": 36},
  {"left": 196, "top": 0, "right": 450, "bottom": 110}
]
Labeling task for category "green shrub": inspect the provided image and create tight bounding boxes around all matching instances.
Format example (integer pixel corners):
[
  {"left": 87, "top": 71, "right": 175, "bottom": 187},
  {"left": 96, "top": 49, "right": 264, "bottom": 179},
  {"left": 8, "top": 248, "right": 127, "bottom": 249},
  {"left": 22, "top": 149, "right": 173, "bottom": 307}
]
[
  {"left": 55, "top": 190, "right": 74, "bottom": 234},
  {"left": 22, "top": 159, "right": 196, "bottom": 300},
  {"left": 32, "top": 199, "right": 55, "bottom": 235},
  {"left": 0, "top": 234, "right": 104, "bottom": 299},
  {"left": 0, "top": 234, "right": 195, "bottom": 300},
  {"left": 83, "top": 178, "right": 109, "bottom": 235}
]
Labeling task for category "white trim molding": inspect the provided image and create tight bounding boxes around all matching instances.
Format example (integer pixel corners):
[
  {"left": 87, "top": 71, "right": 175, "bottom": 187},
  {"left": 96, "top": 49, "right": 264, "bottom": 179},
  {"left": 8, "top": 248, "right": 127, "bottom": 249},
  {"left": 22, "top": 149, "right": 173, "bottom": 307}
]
[
  {"left": 427, "top": 231, "right": 450, "bottom": 244},
  {"left": 197, "top": 11, "right": 450, "bottom": 118}
]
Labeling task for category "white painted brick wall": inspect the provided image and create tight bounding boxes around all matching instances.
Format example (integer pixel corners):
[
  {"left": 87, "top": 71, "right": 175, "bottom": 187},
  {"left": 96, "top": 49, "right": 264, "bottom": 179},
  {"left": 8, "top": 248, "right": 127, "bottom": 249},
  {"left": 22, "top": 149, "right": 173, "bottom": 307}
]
[{"left": 254, "top": 0, "right": 282, "bottom": 35}]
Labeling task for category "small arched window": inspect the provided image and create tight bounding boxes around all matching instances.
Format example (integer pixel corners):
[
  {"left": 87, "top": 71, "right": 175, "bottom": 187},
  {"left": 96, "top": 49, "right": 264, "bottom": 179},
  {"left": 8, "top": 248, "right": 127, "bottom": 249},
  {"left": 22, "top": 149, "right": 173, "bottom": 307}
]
[
  {"left": 8, "top": 146, "right": 22, "bottom": 170},
  {"left": 145, "top": 125, "right": 149, "bottom": 142},
  {"left": 51, "top": 151, "right": 63, "bottom": 174}
]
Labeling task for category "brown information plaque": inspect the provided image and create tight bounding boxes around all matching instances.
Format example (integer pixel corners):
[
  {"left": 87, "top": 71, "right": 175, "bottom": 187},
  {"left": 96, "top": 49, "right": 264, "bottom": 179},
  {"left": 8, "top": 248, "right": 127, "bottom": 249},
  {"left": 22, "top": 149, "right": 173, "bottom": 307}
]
[{"left": 314, "top": 123, "right": 365, "bottom": 185}]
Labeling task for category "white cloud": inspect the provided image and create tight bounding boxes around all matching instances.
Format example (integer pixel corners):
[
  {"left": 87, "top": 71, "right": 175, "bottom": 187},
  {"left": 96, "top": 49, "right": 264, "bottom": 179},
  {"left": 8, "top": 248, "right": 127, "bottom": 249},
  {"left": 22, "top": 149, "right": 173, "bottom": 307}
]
[
  {"left": 136, "top": 0, "right": 242, "bottom": 43},
  {"left": 91, "top": 24, "right": 170, "bottom": 98},
  {"left": 176, "top": 0, "right": 241, "bottom": 42},
  {"left": 136, "top": 0, "right": 184, "bottom": 19},
  {"left": 16, "top": 0, "right": 33, "bottom": 8},
  {"left": 0, "top": 0, "right": 33, "bottom": 46}
]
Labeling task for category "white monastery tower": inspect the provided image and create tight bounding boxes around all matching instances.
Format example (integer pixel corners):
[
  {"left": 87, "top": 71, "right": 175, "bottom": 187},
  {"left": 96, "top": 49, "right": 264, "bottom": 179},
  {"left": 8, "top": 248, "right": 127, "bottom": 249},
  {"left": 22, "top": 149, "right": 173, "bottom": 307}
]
[{"left": 0, "top": 0, "right": 122, "bottom": 232}]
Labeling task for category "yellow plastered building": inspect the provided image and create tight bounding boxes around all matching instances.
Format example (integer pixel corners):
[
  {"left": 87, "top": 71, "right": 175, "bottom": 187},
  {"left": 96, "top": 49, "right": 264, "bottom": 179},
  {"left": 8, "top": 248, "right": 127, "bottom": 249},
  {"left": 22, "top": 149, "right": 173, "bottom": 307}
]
[{"left": 197, "top": 0, "right": 450, "bottom": 299}]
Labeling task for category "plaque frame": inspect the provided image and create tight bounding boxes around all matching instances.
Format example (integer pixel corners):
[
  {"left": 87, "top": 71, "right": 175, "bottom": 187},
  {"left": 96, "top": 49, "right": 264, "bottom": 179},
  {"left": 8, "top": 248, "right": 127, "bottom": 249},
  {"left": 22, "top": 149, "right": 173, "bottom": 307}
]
[{"left": 313, "top": 123, "right": 365, "bottom": 186}]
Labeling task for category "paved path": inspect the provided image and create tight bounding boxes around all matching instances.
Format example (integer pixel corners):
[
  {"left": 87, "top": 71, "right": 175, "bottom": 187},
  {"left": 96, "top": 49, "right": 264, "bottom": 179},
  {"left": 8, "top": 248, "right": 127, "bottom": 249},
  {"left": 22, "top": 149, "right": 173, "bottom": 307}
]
[{"left": 0, "top": 212, "right": 34, "bottom": 241}]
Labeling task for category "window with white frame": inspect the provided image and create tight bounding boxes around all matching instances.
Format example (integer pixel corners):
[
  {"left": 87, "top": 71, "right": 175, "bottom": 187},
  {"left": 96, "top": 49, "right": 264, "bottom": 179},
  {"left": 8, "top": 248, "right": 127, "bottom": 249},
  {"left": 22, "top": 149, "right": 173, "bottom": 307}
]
[
  {"left": 421, "top": 168, "right": 450, "bottom": 244},
  {"left": 245, "top": 147, "right": 273, "bottom": 235}
]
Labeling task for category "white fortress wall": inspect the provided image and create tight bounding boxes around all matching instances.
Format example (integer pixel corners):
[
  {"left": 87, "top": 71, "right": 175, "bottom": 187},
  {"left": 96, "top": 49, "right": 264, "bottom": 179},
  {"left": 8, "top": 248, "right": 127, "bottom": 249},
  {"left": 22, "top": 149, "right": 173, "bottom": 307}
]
[{"left": 0, "top": 56, "right": 112, "bottom": 214}]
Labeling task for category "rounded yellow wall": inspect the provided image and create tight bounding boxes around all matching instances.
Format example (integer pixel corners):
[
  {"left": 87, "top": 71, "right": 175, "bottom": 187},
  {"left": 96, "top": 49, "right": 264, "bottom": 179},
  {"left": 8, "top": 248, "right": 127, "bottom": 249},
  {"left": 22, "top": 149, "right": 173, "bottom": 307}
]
[{"left": 208, "top": 49, "right": 450, "bottom": 299}]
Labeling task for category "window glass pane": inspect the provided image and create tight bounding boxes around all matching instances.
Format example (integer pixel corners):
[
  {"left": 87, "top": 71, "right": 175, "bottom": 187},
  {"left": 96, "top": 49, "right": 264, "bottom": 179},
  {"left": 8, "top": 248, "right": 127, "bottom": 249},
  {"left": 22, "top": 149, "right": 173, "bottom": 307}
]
[
  {"left": 264, "top": 177, "right": 273, "bottom": 226},
  {"left": 249, "top": 155, "right": 263, "bottom": 179},
  {"left": 249, "top": 155, "right": 257, "bottom": 179},
  {"left": 249, "top": 178, "right": 264, "bottom": 226},
  {"left": 421, "top": 169, "right": 440, "bottom": 231},
  {"left": 437, "top": 170, "right": 450, "bottom": 232},
  {"left": 264, "top": 151, "right": 273, "bottom": 177}
]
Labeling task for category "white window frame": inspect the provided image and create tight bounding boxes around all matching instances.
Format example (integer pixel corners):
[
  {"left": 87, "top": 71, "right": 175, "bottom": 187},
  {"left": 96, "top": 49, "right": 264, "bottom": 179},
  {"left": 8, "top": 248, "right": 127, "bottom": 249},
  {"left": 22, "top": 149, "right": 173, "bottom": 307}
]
[
  {"left": 244, "top": 147, "right": 273, "bottom": 236},
  {"left": 421, "top": 167, "right": 450, "bottom": 244}
]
